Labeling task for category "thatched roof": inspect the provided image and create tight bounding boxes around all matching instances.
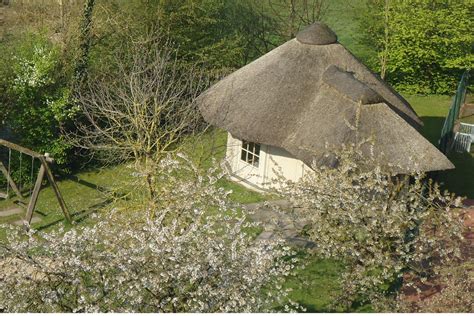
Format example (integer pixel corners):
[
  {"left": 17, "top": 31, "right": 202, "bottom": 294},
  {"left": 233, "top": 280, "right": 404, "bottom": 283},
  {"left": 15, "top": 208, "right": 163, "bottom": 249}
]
[{"left": 197, "top": 23, "right": 454, "bottom": 173}]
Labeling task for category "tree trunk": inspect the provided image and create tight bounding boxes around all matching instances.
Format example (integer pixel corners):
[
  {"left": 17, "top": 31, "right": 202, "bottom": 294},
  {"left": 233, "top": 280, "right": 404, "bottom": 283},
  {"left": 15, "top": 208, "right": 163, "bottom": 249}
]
[
  {"left": 379, "top": 0, "right": 390, "bottom": 79},
  {"left": 73, "top": 0, "right": 95, "bottom": 86}
]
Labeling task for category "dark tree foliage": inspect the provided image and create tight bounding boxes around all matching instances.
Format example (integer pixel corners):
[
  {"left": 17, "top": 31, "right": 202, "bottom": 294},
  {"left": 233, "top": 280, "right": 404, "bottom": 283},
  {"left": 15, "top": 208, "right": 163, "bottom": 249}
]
[
  {"left": 73, "top": 0, "right": 95, "bottom": 85},
  {"left": 92, "top": 0, "right": 276, "bottom": 72}
]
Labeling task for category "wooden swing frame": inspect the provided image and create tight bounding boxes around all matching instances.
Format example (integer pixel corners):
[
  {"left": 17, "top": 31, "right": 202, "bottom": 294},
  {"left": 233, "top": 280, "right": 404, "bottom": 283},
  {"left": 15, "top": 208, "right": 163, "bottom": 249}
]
[{"left": 0, "top": 139, "right": 72, "bottom": 225}]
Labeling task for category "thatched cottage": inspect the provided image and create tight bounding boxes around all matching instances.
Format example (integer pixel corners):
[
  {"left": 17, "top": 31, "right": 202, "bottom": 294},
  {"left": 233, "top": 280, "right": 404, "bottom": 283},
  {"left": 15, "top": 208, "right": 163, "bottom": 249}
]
[{"left": 197, "top": 23, "right": 453, "bottom": 191}]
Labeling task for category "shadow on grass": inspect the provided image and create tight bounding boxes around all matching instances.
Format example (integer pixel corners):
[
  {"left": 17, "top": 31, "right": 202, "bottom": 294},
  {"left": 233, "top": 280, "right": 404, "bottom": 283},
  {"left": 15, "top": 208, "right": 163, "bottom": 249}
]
[
  {"left": 435, "top": 152, "right": 474, "bottom": 199},
  {"left": 59, "top": 173, "right": 111, "bottom": 194},
  {"left": 34, "top": 175, "right": 128, "bottom": 231},
  {"left": 419, "top": 116, "right": 445, "bottom": 145},
  {"left": 420, "top": 116, "right": 474, "bottom": 199},
  {"left": 34, "top": 197, "right": 115, "bottom": 231}
]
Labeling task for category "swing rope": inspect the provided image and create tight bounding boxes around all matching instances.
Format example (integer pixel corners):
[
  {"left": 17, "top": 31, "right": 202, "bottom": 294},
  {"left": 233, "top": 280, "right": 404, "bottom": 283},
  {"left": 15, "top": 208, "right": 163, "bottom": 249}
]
[
  {"left": 19, "top": 152, "right": 22, "bottom": 192},
  {"left": 29, "top": 156, "right": 34, "bottom": 196},
  {"left": 6, "top": 148, "right": 11, "bottom": 197}
]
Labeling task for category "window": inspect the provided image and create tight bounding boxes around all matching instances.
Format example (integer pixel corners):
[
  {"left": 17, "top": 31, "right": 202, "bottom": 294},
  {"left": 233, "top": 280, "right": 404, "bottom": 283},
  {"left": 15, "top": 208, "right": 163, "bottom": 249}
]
[{"left": 241, "top": 141, "right": 260, "bottom": 167}]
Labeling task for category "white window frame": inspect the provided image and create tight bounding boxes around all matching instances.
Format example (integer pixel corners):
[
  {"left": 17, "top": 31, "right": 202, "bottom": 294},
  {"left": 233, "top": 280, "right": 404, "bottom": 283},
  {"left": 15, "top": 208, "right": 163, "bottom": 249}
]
[{"left": 240, "top": 141, "right": 260, "bottom": 167}]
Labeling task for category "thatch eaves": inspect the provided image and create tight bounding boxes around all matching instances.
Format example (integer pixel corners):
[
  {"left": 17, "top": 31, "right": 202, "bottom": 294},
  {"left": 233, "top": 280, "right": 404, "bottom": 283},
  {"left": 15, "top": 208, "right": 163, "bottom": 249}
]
[{"left": 197, "top": 23, "right": 454, "bottom": 173}]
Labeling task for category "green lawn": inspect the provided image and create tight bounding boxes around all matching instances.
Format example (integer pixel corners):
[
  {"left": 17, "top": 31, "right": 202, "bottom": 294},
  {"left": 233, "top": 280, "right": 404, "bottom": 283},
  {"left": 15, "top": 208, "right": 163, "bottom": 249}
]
[
  {"left": 404, "top": 94, "right": 451, "bottom": 144},
  {"left": 284, "top": 256, "right": 346, "bottom": 312},
  {"left": 461, "top": 115, "right": 474, "bottom": 124},
  {"left": 406, "top": 94, "right": 474, "bottom": 198},
  {"left": 0, "top": 129, "right": 266, "bottom": 235},
  {"left": 323, "top": 0, "right": 375, "bottom": 65},
  {"left": 0, "top": 164, "right": 132, "bottom": 238}
]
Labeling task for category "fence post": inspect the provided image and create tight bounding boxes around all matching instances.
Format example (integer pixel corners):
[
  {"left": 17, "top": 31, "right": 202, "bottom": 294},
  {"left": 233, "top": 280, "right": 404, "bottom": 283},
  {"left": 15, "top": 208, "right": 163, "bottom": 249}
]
[{"left": 438, "top": 70, "right": 470, "bottom": 154}]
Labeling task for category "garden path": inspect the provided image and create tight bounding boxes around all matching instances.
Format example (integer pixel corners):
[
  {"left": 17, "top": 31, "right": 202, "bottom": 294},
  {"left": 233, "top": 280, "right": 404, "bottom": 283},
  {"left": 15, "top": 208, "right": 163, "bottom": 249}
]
[
  {"left": 0, "top": 206, "right": 43, "bottom": 226},
  {"left": 244, "top": 200, "right": 315, "bottom": 249}
]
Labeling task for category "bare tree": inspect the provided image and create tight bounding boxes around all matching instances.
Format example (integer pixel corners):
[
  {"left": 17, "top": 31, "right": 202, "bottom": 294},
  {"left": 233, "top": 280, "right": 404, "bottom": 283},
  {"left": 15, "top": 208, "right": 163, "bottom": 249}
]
[
  {"left": 268, "top": 0, "right": 328, "bottom": 39},
  {"left": 68, "top": 36, "right": 209, "bottom": 204}
]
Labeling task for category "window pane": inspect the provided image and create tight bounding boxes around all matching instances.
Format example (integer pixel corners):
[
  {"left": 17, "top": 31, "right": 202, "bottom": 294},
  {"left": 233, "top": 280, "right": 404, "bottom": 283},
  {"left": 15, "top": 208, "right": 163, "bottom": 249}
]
[
  {"left": 247, "top": 142, "right": 254, "bottom": 153},
  {"left": 240, "top": 140, "right": 261, "bottom": 167},
  {"left": 241, "top": 148, "right": 247, "bottom": 162},
  {"left": 253, "top": 155, "right": 259, "bottom": 167},
  {"left": 248, "top": 153, "right": 254, "bottom": 164},
  {"left": 254, "top": 144, "right": 260, "bottom": 156}
]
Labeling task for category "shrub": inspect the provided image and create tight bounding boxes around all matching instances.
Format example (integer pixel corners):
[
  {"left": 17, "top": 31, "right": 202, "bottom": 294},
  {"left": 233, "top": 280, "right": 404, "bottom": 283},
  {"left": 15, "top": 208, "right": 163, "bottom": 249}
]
[{"left": 2, "top": 33, "right": 74, "bottom": 164}]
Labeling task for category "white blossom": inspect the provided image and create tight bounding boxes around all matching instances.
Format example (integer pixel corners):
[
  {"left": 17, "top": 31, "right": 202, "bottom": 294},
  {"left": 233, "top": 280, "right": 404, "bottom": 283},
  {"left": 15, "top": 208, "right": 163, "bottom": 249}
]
[{"left": 0, "top": 155, "right": 299, "bottom": 312}]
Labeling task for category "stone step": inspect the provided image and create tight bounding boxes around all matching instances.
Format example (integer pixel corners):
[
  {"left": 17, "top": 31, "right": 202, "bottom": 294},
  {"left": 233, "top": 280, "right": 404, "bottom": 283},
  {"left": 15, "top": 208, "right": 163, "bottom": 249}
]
[{"left": 0, "top": 207, "right": 23, "bottom": 217}]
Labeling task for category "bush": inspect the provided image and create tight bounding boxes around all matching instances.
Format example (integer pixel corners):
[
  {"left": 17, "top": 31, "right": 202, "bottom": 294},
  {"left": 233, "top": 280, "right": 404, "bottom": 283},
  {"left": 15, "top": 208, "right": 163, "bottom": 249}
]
[{"left": 1, "top": 33, "right": 74, "bottom": 164}]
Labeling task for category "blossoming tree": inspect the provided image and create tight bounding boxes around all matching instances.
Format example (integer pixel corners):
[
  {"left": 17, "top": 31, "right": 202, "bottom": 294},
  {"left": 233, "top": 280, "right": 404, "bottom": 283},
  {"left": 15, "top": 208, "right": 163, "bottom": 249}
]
[
  {"left": 279, "top": 143, "right": 466, "bottom": 311},
  {"left": 0, "top": 156, "right": 299, "bottom": 312}
]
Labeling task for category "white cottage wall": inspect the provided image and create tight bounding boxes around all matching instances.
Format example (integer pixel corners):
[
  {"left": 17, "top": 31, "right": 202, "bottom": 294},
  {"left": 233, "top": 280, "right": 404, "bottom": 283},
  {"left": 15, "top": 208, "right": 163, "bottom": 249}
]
[
  {"left": 263, "top": 145, "right": 308, "bottom": 188},
  {"left": 225, "top": 132, "right": 309, "bottom": 191}
]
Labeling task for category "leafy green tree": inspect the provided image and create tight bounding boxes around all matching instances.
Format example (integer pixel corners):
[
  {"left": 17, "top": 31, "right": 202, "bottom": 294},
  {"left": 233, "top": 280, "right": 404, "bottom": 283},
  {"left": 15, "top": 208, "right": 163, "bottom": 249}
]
[
  {"left": 156, "top": 0, "right": 247, "bottom": 68},
  {"left": 2, "top": 33, "right": 75, "bottom": 164},
  {"left": 267, "top": 0, "right": 328, "bottom": 40},
  {"left": 359, "top": 0, "right": 473, "bottom": 94}
]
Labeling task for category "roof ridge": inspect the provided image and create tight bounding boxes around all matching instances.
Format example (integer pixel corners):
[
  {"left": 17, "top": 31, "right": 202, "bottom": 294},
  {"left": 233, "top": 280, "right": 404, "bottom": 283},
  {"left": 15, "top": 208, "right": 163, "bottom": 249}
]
[{"left": 322, "top": 65, "right": 384, "bottom": 104}]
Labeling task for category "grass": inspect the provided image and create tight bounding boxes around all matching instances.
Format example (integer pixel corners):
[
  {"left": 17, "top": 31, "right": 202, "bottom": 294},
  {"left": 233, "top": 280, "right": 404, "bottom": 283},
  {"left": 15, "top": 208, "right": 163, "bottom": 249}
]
[
  {"left": 284, "top": 256, "right": 346, "bottom": 312},
  {"left": 0, "top": 164, "right": 132, "bottom": 238},
  {"left": 437, "top": 152, "right": 474, "bottom": 198},
  {"left": 461, "top": 115, "right": 474, "bottom": 124},
  {"left": 404, "top": 94, "right": 451, "bottom": 144},
  {"left": 406, "top": 94, "right": 474, "bottom": 198},
  {"left": 0, "top": 129, "right": 267, "bottom": 237}
]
